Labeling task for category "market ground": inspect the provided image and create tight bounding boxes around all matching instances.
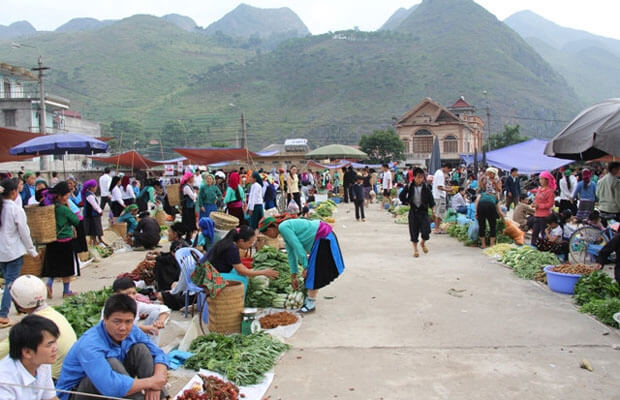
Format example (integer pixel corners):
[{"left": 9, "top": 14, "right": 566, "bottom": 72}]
[{"left": 3, "top": 204, "right": 620, "bottom": 399}]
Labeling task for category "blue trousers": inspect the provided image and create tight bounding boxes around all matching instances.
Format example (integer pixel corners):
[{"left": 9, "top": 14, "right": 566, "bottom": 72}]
[{"left": 0, "top": 257, "right": 23, "bottom": 318}]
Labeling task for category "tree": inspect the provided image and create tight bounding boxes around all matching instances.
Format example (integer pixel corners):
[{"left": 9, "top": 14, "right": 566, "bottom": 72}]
[
  {"left": 484, "top": 124, "right": 528, "bottom": 151},
  {"left": 358, "top": 129, "right": 404, "bottom": 164},
  {"left": 107, "top": 120, "right": 144, "bottom": 152}
]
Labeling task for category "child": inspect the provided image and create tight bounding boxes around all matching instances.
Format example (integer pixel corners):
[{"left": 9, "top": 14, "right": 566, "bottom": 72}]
[
  {"left": 536, "top": 214, "right": 568, "bottom": 257},
  {"left": 399, "top": 168, "right": 435, "bottom": 257},
  {"left": 352, "top": 175, "right": 365, "bottom": 221},
  {"left": 107, "top": 277, "right": 170, "bottom": 345},
  {"left": 513, "top": 194, "right": 535, "bottom": 232}
]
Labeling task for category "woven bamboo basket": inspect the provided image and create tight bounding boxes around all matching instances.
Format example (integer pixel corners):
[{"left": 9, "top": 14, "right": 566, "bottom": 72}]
[
  {"left": 20, "top": 247, "right": 46, "bottom": 277},
  {"left": 206, "top": 280, "right": 244, "bottom": 334},
  {"left": 24, "top": 205, "right": 56, "bottom": 244},
  {"left": 257, "top": 234, "right": 284, "bottom": 249},
  {"left": 155, "top": 210, "right": 167, "bottom": 226},
  {"left": 210, "top": 212, "right": 239, "bottom": 230},
  {"left": 167, "top": 183, "right": 180, "bottom": 206},
  {"left": 78, "top": 251, "right": 91, "bottom": 262},
  {"left": 111, "top": 222, "right": 127, "bottom": 241}
]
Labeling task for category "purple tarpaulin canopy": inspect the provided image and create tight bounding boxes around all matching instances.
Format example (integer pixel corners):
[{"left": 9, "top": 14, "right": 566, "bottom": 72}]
[{"left": 484, "top": 139, "right": 572, "bottom": 174}]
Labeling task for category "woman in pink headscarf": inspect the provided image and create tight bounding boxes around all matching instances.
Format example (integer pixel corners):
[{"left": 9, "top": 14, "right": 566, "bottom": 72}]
[
  {"left": 531, "top": 171, "right": 556, "bottom": 246},
  {"left": 180, "top": 171, "right": 197, "bottom": 237},
  {"left": 224, "top": 172, "right": 245, "bottom": 226}
]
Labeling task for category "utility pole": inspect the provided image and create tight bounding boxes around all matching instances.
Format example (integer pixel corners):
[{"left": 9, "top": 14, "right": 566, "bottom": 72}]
[
  {"left": 483, "top": 90, "right": 491, "bottom": 151},
  {"left": 32, "top": 56, "right": 50, "bottom": 170},
  {"left": 240, "top": 113, "right": 247, "bottom": 150}
]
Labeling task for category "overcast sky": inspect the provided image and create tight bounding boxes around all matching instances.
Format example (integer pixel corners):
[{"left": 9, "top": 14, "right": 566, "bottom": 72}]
[{"left": 3, "top": 0, "right": 620, "bottom": 40}]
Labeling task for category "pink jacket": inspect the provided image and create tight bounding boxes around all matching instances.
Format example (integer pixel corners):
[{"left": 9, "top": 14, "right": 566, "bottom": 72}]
[{"left": 534, "top": 187, "right": 554, "bottom": 217}]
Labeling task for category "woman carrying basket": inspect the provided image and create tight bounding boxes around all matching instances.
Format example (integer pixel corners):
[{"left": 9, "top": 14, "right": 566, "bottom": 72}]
[
  {"left": 259, "top": 215, "right": 345, "bottom": 313},
  {"left": 42, "top": 182, "right": 81, "bottom": 299},
  {"left": 180, "top": 171, "right": 197, "bottom": 238},
  {"left": 0, "top": 178, "right": 38, "bottom": 327}
]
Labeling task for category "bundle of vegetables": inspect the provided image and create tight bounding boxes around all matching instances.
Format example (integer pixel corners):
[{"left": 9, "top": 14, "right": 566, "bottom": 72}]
[
  {"left": 447, "top": 223, "right": 470, "bottom": 242},
  {"left": 394, "top": 215, "right": 408, "bottom": 224},
  {"left": 500, "top": 246, "right": 559, "bottom": 280},
  {"left": 54, "top": 287, "right": 113, "bottom": 337},
  {"left": 186, "top": 332, "right": 290, "bottom": 385},
  {"left": 482, "top": 243, "right": 516, "bottom": 258},
  {"left": 315, "top": 200, "right": 337, "bottom": 218},
  {"left": 573, "top": 271, "right": 620, "bottom": 327},
  {"left": 259, "top": 311, "right": 298, "bottom": 329},
  {"left": 246, "top": 246, "right": 305, "bottom": 308},
  {"left": 93, "top": 245, "right": 113, "bottom": 258},
  {"left": 391, "top": 205, "right": 410, "bottom": 216}
]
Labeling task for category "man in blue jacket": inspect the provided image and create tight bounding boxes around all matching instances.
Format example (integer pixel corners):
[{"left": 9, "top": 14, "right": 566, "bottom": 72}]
[{"left": 56, "top": 294, "right": 169, "bottom": 400}]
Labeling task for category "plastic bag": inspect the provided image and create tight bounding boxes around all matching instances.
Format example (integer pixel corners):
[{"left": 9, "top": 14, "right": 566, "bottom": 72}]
[
  {"left": 467, "top": 220, "right": 479, "bottom": 241},
  {"left": 287, "top": 200, "right": 300, "bottom": 214}
]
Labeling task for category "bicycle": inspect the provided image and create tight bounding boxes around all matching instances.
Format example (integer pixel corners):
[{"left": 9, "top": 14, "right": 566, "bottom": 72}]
[{"left": 568, "top": 217, "right": 618, "bottom": 264}]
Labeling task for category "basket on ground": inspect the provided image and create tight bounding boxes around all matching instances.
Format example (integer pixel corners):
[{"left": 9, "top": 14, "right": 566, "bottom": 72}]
[
  {"left": 110, "top": 222, "right": 127, "bottom": 241},
  {"left": 20, "top": 247, "right": 46, "bottom": 277},
  {"left": 167, "top": 183, "right": 180, "bottom": 206},
  {"left": 544, "top": 265, "right": 583, "bottom": 294},
  {"left": 154, "top": 210, "right": 167, "bottom": 226},
  {"left": 24, "top": 205, "right": 56, "bottom": 244},
  {"left": 210, "top": 211, "right": 239, "bottom": 230},
  {"left": 206, "top": 280, "right": 244, "bottom": 334}
]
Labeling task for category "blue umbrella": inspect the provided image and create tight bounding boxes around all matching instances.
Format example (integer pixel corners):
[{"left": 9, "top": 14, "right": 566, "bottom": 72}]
[
  {"left": 10, "top": 133, "right": 108, "bottom": 155},
  {"left": 428, "top": 136, "right": 441, "bottom": 174}
]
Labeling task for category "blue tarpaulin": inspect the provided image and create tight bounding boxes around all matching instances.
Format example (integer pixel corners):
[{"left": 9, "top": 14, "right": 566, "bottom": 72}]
[{"left": 484, "top": 139, "right": 572, "bottom": 174}]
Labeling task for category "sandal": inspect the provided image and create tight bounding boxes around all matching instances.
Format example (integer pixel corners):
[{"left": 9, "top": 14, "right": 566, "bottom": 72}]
[
  {"left": 300, "top": 305, "right": 316, "bottom": 314},
  {"left": 413, "top": 251, "right": 419, "bottom": 258},
  {"left": 421, "top": 244, "right": 429, "bottom": 254}
]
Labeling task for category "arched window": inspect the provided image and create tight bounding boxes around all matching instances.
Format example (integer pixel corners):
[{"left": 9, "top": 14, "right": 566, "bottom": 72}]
[
  {"left": 413, "top": 129, "right": 433, "bottom": 153},
  {"left": 443, "top": 135, "right": 458, "bottom": 153}
]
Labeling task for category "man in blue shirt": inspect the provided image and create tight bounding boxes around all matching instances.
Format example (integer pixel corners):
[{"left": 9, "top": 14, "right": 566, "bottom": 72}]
[{"left": 56, "top": 294, "right": 169, "bottom": 400}]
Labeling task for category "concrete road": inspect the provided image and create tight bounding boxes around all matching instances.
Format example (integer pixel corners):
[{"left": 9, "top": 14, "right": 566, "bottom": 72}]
[{"left": 265, "top": 203, "right": 620, "bottom": 400}]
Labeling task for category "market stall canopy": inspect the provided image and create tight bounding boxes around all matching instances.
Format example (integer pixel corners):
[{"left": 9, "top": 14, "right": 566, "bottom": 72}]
[
  {"left": 0, "top": 127, "right": 41, "bottom": 162},
  {"left": 544, "top": 98, "right": 620, "bottom": 160},
  {"left": 485, "top": 139, "right": 572, "bottom": 174},
  {"left": 89, "top": 150, "right": 158, "bottom": 169},
  {"left": 174, "top": 148, "right": 258, "bottom": 165},
  {"left": 10, "top": 133, "right": 108, "bottom": 156},
  {"left": 307, "top": 160, "right": 351, "bottom": 170},
  {"left": 305, "top": 144, "right": 367, "bottom": 160}
]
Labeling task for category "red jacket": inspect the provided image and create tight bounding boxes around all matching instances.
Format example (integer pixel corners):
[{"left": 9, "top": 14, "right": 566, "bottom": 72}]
[{"left": 534, "top": 187, "right": 554, "bottom": 217}]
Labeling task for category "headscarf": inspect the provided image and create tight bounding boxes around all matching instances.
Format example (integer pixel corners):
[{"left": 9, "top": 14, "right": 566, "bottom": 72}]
[
  {"left": 81, "top": 179, "right": 97, "bottom": 201},
  {"left": 50, "top": 181, "right": 71, "bottom": 196},
  {"left": 121, "top": 175, "right": 131, "bottom": 189},
  {"left": 109, "top": 176, "right": 121, "bottom": 192},
  {"left": 23, "top": 171, "right": 34, "bottom": 180},
  {"left": 228, "top": 172, "right": 240, "bottom": 190},
  {"left": 180, "top": 171, "right": 194, "bottom": 186},
  {"left": 258, "top": 216, "right": 278, "bottom": 232},
  {"left": 252, "top": 171, "right": 263, "bottom": 186},
  {"left": 199, "top": 217, "right": 215, "bottom": 242},
  {"left": 539, "top": 171, "right": 557, "bottom": 191},
  {"left": 35, "top": 179, "right": 48, "bottom": 188},
  {"left": 122, "top": 204, "right": 138, "bottom": 214},
  {"left": 486, "top": 167, "right": 498, "bottom": 177},
  {"left": 564, "top": 169, "right": 572, "bottom": 177},
  {"left": 582, "top": 168, "right": 592, "bottom": 184}
]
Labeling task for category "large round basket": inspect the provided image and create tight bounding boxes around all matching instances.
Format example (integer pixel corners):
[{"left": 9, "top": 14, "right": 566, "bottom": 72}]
[
  {"left": 206, "top": 280, "right": 244, "bottom": 334},
  {"left": 20, "top": 246, "right": 46, "bottom": 277},
  {"left": 111, "top": 222, "right": 127, "bottom": 241},
  {"left": 154, "top": 210, "right": 167, "bottom": 226},
  {"left": 167, "top": 183, "right": 181, "bottom": 207},
  {"left": 210, "top": 212, "right": 239, "bottom": 230},
  {"left": 24, "top": 205, "right": 56, "bottom": 244}
]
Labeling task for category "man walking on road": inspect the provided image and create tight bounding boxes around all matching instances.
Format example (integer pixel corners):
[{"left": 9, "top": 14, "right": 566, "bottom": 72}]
[
  {"left": 99, "top": 167, "right": 112, "bottom": 211},
  {"left": 432, "top": 163, "right": 451, "bottom": 234},
  {"left": 343, "top": 166, "right": 355, "bottom": 204},
  {"left": 381, "top": 164, "right": 393, "bottom": 209}
]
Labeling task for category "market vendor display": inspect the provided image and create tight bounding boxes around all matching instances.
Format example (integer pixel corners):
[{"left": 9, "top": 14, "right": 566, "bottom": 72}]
[
  {"left": 259, "top": 216, "right": 345, "bottom": 313},
  {"left": 56, "top": 294, "right": 169, "bottom": 400},
  {"left": 201, "top": 226, "right": 278, "bottom": 290}
]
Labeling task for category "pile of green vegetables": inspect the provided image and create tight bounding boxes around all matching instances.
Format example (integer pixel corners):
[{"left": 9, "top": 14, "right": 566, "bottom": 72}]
[
  {"left": 93, "top": 245, "right": 113, "bottom": 258},
  {"left": 54, "top": 287, "right": 113, "bottom": 336},
  {"left": 574, "top": 271, "right": 620, "bottom": 328},
  {"left": 314, "top": 200, "right": 337, "bottom": 218},
  {"left": 500, "top": 246, "right": 559, "bottom": 281},
  {"left": 186, "top": 332, "right": 290, "bottom": 385},
  {"left": 395, "top": 215, "right": 408, "bottom": 224},
  {"left": 246, "top": 246, "right": 305, "bottom": 308},
  {"left": 391, "top": 205, "right": 410, "bottom": 216},
  {"left": 446, "top": 219, "right": 512, "bottom": 247}
]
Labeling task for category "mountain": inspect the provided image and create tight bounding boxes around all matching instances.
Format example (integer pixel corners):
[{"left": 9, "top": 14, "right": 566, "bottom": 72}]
[
  {"left": 0, "top": 21, "right": 37, "bottom": 39},
  {"left": 379, "top": 5, "right": 418, "bottom": 31},
  {"left": 162, "top": 14, "right": 197, "bottom": 32},
  {"left": 505, "top": 10, "right": 620, "bottom": 56},
  {"left": 505, "top": 10, "right": 620, "bottom": 104},
  {"left": 204, "top": 3, "right": 310, "bottom": 39},
  {"left": 55, "top": 18, "right": 115, "bottom": 33}
]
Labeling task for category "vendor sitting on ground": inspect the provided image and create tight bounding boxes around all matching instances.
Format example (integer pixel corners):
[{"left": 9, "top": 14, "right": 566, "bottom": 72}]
[
  {"left": 513, "top": 194, "right": 535, "bottom": 232},
  {"left": 536, "top": 214, "right": 569, "bottom": 257},
  {"left": 200, "top": 226, "right": 279, "bottom": 287},
  {"left": 117, "top": 204, "right": 139, "bottom": 240},
  {"left": 132, "top": 211, "right": 161, "bottom": 249},
  {"left": 259, "top": 215, "right": 345, "bottom": 313},
  {"left": 0, "top": 275, "right": 76, "bottom": 380},
  {"left": 56, "top": 294, "right": 169, "bottom": 400},
  {"left": 104, "top": 278, "right": 170, "bottom": 345},
  {"left": 451, "top": 186, "right": 468, "bottom": 214},
  {"left": 0, "top": 315, "right": 60, "bottom": 400}
]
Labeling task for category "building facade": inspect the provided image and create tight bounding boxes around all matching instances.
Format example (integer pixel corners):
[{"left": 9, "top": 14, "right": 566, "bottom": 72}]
[{"left": 396, "top": 97, "right": 484, "bottom": 165}]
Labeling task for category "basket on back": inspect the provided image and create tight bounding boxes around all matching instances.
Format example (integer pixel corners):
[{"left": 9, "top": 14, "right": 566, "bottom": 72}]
[
  {"left": 167, "top": 183, "right": 180, "bottom": 207},
  {"left": 24, "top": 205, "right": 56, "bottom": 244},
  {"left": 206, "top": 280, "right": 244, "bottom": 334},
  {"left": 210, "top": 211, "right": 239, "bottom": 231}
]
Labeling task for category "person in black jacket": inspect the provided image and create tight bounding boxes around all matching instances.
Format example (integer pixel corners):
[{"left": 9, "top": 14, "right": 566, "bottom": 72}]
[
  {"left": 351, "top": 175, "right": 365, "bottom": 221},
  {"left": 504, "top": 168, "right": 521, "bottom": 210},
  {"left": 133, "top": 212, "right": 161, "bottom": 249},
  {"left": 343, "top": 166, "right": 355, "bottom": 203},
  {"left": 399, "top": 168, "right": 435, "bottom": 258}
]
